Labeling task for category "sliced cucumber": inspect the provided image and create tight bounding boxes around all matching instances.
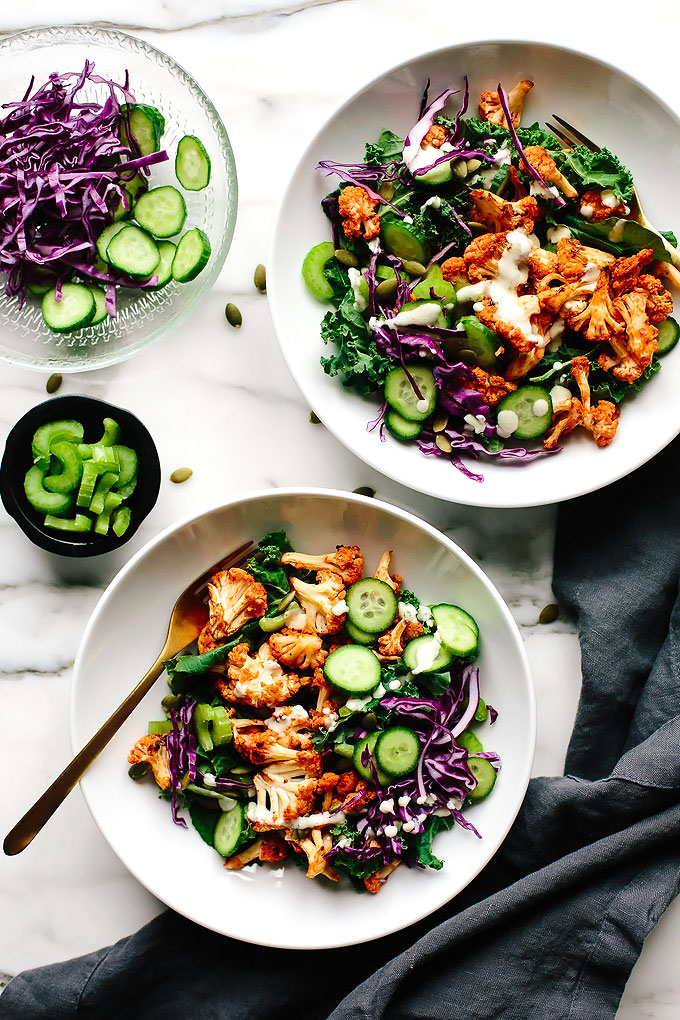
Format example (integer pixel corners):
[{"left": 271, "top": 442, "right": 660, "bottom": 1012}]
[
  {"left": 353, "top": 733, "right": 389, "bottom": 786},
  {"left": 346, "top": 577, "right": 398, "bottom": 634},
  {"left": 384, "top": 365, "right": 436, "bottom": 422},
  {"left": 457, "top": 316, "right": 500, "bottom": 371},
  {"left": 381, "top": 214, "right": 430, "bottom": 263},
  {"left": 175, "top": 134, "right": 211, "bottom": 191},
  {"left": 24, "top": 465, "right": 74, "bottom": 516},
  {"left": 344, "top": 618, "right": 377, "bottom": 645},
  {"left": 302, "top": 241, "right": 336, "bottom": 301},
  {"left": 171, "top": 228, "right": 211, "bottom": 283},
  {"left": 412, "top": 277, "right": 457, "bottom": 304},
  {"left": 376, "top": 265, "right": 397, "bottom": 281},
  {"left": 657, "top": 316, "right": 679, "bottom": 356},
  {"left": 467, "top": 757, "right": 497, "bottom": 801},
  {"left": 96, "top": 222, "right": 127, "bottom": 263},
  {"left": 431, "top": 604, "right": 479, "bottom": 659},
  {"left": 214, "top": 802, "right": 245, "bottom": 857},
  {"left": 458, "top": 730, "right": 484, "bottom": 754},
  {"left": 41, "top": 284, "right": 95, "bottom": 333},
  {"left": 385, "top": 409, "right": 424, "bottom": 441},
  {"left": 89, "top": 286, "right": 108, "bottom": 326},
  {"left": 106, "top": 225, "right": 160, "bottom": 279},
  {"left": 148, "top": 241, "right": 176, "bottom": 288},
  {"left": 398, "top": 299, "right": 448, "bottom": 328},
  {"left": 497, "top": 385, "right": 553, "bottom": 441},
  {"left": 134, "top": 186, "right": 187, "bottom": 239},
  {"left": 375, "top": 726, "right": 421, "bottom": 777},
  {"left": 121, "top": 104, "right": 165, "bottom": 157},
  {"left": 112, "top": 174, "right": 147, "bottom": 221},
  {"left": 324, "top": 645, "right": 381, "bottom": 693},
  {"left": 26, "top": 269, "right": 57, "bottom": 296},
  {"left": 403, "top": 634, "right": 453, "bottom": 674},
  {"left": 417, "top": 157, "right": 455, "bottom": 185}
]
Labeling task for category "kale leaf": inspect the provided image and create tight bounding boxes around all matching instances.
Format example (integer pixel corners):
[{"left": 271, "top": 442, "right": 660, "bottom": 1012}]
[
  {"left": 458, "top": 118, "right": 561, "bottom": 156},
  {"left": 323, "top": 259, "right": 351, "bottom": 305},
  {"left": 364, "top": 128, "right": 404, "bottom": 165},
  {"left": 188, "top": 802, "right": 218, "bottom": 847},
  {"left": 412, "top": 814, "right": 454, "bottom": 870},
  {"left": 661, "top": 229, "right": 678, "bottom": 247},
  {"left": 398, "top": 588, "right": 420, "bottom": 610},
  {"left": 557, "top": 145, "right": 634, "bottom": 202},
  {"left": 320, "top": 294, "right": 391, "bottom": 396},
  {"left": 246, "top": 529, "right": 292, "bottom": 601},
  {"left": 165, "top": 620, "right": 261, "bottom": 694}
]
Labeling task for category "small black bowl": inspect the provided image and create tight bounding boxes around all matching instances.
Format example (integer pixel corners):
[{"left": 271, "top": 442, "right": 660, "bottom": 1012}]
[{"left": 0, "top": 394, "right": 161, "bottom": 557}]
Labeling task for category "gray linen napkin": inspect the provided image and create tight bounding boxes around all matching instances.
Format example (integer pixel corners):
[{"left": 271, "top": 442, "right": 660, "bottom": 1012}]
[{"left": 2, "top": 443, "right": 679, "bottom": 1020}]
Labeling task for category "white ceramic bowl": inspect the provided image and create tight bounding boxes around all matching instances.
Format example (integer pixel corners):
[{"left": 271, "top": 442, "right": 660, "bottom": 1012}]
[
  {"left": 71, "top": 488, "right": 534, "bottom": 949},
  {"left": 268, "top": 41, "right": 680, "bottom": 508}
]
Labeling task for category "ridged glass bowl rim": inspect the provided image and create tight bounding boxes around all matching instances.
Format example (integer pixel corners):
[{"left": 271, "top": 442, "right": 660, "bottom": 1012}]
[{"left": 0, "top": 24, "right": 238, "bottom": 373}]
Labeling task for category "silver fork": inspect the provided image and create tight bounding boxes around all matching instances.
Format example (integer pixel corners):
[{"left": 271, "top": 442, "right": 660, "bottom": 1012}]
[{"left": 546, "top": 113, "right": 680, "bottom": 286}]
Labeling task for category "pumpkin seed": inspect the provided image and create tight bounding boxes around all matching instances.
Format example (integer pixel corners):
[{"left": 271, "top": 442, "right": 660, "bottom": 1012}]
[
  {"left": 45, "top": 373, "right": 62, "bottom": 394},
  {"left": 435, "top": 434, "right": 453, "bottom": 454},
  {"left": 128, "top": 762, "right": 150, "bottom": 780},
  {"left": 225, "top": 302, "right": 242, "bottom": 328},
  {"left": 539, "top": 604, "right": 559, "bottom": 625},
  {"left": 375, "top": 277, "right": 398, "bottom": 302},
  {"left": 378, "top": 182, "right": 394, "bottom": 202},
  {"left": 161, "top": 694, "right": 182, "bottom": 713},
  {"left": 170, "top": 467, "right": 193, "bottom": 484},
  {"left": 466, "top": 158, "right": 482, "bottom": 173},
  {"left": 353, "top": 486, "right": 375, "bottom": 497},
  {"left": 469, "top": 221, "right": 488, "bottom": 236},
  {"left": 254, "top": 263, "right": 267, "bottom": 292},
  {"left": 402, "top": 260, "right": 427, "bottom": 277},
  {"left": 432, "top": 411, "right": 449, "bottom": 433},
  {"left": 453, "top": 158, "right": 468, "bottom": 178},
  {"left": 458, "top": 349, "right": 477, "bottom": 363},
  {"left": 309, "top": 411, "right": 321, "bottom": 424},
  {"left": 334, "top": 249, "right": 359, "bottom": 269}
]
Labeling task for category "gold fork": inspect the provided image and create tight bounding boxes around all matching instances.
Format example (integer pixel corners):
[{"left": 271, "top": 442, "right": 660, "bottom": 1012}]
[
  {"left": 546, "top": 113, "right": 680, "bottom": 287},
  {"left": 3, "top": 538, "right": 255, "bottom": 856}
]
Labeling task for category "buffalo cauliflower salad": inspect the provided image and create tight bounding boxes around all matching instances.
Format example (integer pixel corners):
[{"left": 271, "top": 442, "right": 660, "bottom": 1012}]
[
  {"left": 128, "top": 531, "right": 499, "bottom": 893},
  {"left": 302, "top": 77, "right": 679, "bottom": 481}
]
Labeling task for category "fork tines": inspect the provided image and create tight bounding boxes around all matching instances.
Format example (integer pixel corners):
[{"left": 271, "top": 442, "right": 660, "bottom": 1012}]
[{"left": 545, "top": 114, "right": 600, "bottom": 153}]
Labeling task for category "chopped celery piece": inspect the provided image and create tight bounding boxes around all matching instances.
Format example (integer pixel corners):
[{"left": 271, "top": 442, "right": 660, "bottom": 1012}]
[
  {"left": 77, "top": 461, "right": 99, "bottom": 508},
  {"left": 31, "top": 420, "right": 84, "bottom": 468},
  {"left": 148, "top": 720, "right": 172, "bottom": 735},
  {"left": 112, "top": 506, "right": 132, "bottom": 538},
  {"left": 193, "top": 703, "right": 233, "bottom": 752},
  {"left": 94, "top": 417, "right": 122, "bottom": 447},
  {"left": 43, "top": 514, "right": 93, "bottom": 533},
  {"left": 24, "top": 465, "right": 74, "bottom": 516},
  {"left": 42, "top": 441, "right": 83, "bottom": 494},
  {"left": 112, "top": 446, "right": 138, "bottom": 488},
  {"left": 89, "top": 472, "right": 119, "bottom": 515},
  {"left": 94, "top": 492, "right": 123, "bottom": 535}
]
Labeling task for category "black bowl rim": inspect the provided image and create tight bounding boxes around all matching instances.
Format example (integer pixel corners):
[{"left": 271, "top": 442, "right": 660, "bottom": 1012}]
[{"left": 0, "top": 394, "right": 161, "bottom": 557}]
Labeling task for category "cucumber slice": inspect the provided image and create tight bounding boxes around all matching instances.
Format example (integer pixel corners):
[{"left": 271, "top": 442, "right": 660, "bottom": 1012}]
[
  {"left": 43, "top": 441, "right": 83, "bottom": 494},
  {"left": 175, "top": 134, "right": 211, "bottom": 191},
  {"left": 417, "top": 158, "right": 455, "bottom": 185},
  {"left": 458, "top": 730, "right": 484, "bottom": 754},
  {"left": 385, "top": 409, "right": 423, "bottom": 441},
  {"left": 457, "top": 316, "right": 500, "bottom": 371},
  {"left": 24, "top": 465, "right": 74, "bottom": 516},
  {"left": 375, "top": 265, "right": 396, "bottom": 281},
  {"left": 344, "top": 618, "right": 377, "bottom": 645},
  {"left": 26, "top": 269, "right": 58, "bottom": 296},
  {"left": 89, "top": 286, "right": 108, "bottom": 326},
  {"left": 302, "top": 241, "right": 336, "bottom": 301},
  {"left": 412, "top": 277, "right": 457, "bottom": 304},
  {"left": 112, "top": 174, "right": 147, "bottom": 221},
  {"left": 148, "top": 720, "right": 173, "bottom": 735},
  {"left": 657, "top": 316, "right": 679, "bottom": 355},
  {"left": 467, "top": 757, "right": 497, "bottom": 801},
  {"left": 398, "top": 299, "right": 448, "bottom": 328},
  {"left": 171, "top": 228, "right": 211, "bottom": 283},
  {"left": 352, "top": 733, "right": 389, "bottom": 786},
  {"left": 106, "top": 225, "right": 160, "bottom": 279},
  {"left": 375, "top": 726, "right": 421, "bottom": 777},
  {"left": 497, "top": 385, "right": 553, "bottom": 440},
  {"left": 213, "top": 803, "right": 245, "bottom": 857},
  {"left": 112, "top": 506, "right": 132, "bottom": 538},
  {"left": 323, "top": 644, "right": 381, "bottom": 693},
  {"left": 148, "top": 241, "right": 176, "bottom": 288},
  {"left": 43, "top": 513, "right": 92, "bottom": 533},
  {"left": 346, "top": 577, "right": 398, "bottom": 634},
  {"left": 381, "top": 214, "right": 430, "bottom": 263},
  {"left": 384, "top": 365, "right": 436, "bottom": 422},
  {"left": 31, "top": 420, "right": 84, "bottom": 468},
  {"left": 402, "top": 634, "right": 453, "bottom": 674},
  {"left": 431, "top": 604, "right": 479, "bottom": 658},
  {"left": 121, "top": 104, "right": 165, "bottom": 157},
  {"left": 96, "top": 222, "right": 127, "bottom": 263},
  {"left": 134, "top": 186, "right": 187, "bottom": 239},
  {"left": 41, "top": 284, "right": 95, "bottom": 333}
]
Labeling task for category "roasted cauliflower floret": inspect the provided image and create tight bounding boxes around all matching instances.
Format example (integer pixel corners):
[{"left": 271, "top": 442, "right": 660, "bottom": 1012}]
[
  {"left": 613, "top": 289, "right": 659, "bottom": 370},
  {"left": 505, "top": 344, "right": 546, "bottom": 381},
  {"left": 223, "top": 834, "right": 288, "bottom": 870},
  {"left": 373, "top": 550, "right": 402, "bottom": 594},
  {"left": 290, "top": 569, "right": 346, "bottom": 635},
  {"left": 287, "top": 828, "right": 339, "bottom": 881},
  {"left": 233, "top": 723, "right": 317, "bottom": 768},
  {"left": 281, "top": 545, "right": 364, "bottom": 585},
  {"left": 468, "top": 189, "right": 539, "bottom": 233},
  {"left": 466, "top": 365, "right": 518, "bottom": 405},
  {"left": 338, "top": 185, "right": 380, "bottom": 241},
  {"left": 476, "top": 294, "right": 541, "bottom": 352},
  {"left": 568, "top": 269, "right": 624, "bottom": 342},
  {"left": 479, "top": 79, "right": 533, "bottom": 128},
  {"left": 522, "top": 146, "right": 578, "bottom": 198},
  {"left": 216, "top": 641, "right": 310, "bottom": 709},
  {"left": 579, "top": 188, "right": 628, "bottom": 222},
  {"left": 441, "top": 255, "right": 467, "bottom": 284},
  {"left": 127, "top": 734, "right": 171, "bottom": 790},
  {"left": 610, "top": 249, "right": 655, "bottom": 295},
  {"left": 248, "top": 760, "right": 320, "bottom": 830},
  {"left": 377, "top": 617, "right": 424, "bottom": 659},
  {"left": 206, "top": 567, "right": 267, "bottom": 643},
  {"left": 364, "top": 858, "right": 401, "bottom": 894},
  {"left": 421, "top": 124, "right": 448, "bottom": 148},
  {"left": 268, "top": 627, "right": 328, "bottom": 671},
  {"left": 463, "top": 231, "right": 511, "bottom": 282},
  {"left": 527, "top": 247, "right": 558, "bottom": 283},
  {"left": 637, "top": 274, "right": 673, "bottom": 324},
  {"left": 555, "top": 237, "right": 590, "bottom": 282},
  {"left": 544, "top": 356, "right": 620, "bottom": 450}
]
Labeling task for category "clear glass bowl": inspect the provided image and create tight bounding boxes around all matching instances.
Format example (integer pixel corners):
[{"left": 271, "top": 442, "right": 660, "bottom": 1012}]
[{"left": 0, "top": 25, "right": 237, "bottom": 372}]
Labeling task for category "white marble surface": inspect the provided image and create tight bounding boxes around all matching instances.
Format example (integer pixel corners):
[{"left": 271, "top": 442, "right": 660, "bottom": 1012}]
[{"left": 0, "top": 1, "right": 678, "bottom": 1014}]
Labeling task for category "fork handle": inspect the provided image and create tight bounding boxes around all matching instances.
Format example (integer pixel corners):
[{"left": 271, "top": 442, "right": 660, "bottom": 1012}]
[{"left": 3, "top": 651, "right": 170, "bottom": 856}]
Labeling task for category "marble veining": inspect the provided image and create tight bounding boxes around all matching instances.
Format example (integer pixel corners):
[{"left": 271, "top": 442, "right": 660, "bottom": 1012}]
[{"left": 0, "top": 1, "right": 678, "bottom": 1014}]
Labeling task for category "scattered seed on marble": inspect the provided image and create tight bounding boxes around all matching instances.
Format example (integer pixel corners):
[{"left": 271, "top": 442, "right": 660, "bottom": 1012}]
[
  {"left": 539, "top": 604, "right": 559, "bottom": 625},
  {"left": 309, "top": 411, "right": 321, "bottom": 424},
  {"left": 225, "top": 303, "right": 242, "bottom": 328},
  {"left": 334, "top": 249, "right": 359, "bottom": 268},
  {"left": 45, "top": 373, "right": 62, "bottom": 394},
  {"left": 435, "top": 434, "right": 453, "bottom": 454},
  {"left": 254, "top": 263, "right": 267, "bottom": 292},
  {"left": 402, "top": 260, "right": 427, "bottom": 277},
  {"left": 353, "top": 486, "right": 376, "bottom": 497},
  {"left": 170, "top": 467, "right": 193, "bottom": 484},
  {"left": 375, "top": 277, "right": 398, "bottom": 302},
  {"left": 378, "top": 182, "right": 394, "bottom": 202},
  {"left": 432, "top": 411, "right": 449, "bottom": 433}
]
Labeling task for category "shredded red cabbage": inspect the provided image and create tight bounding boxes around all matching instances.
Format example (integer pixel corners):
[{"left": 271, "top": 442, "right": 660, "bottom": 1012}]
[
  {"left": 166, "top": 699, "right": 198, "bottom": 827},
  {"left": 496, "top": 83, "right": 565, "bottom": 209}
]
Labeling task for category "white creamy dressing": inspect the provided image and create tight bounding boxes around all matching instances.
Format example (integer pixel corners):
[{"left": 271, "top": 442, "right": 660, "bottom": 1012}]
[
  {"left": 233, "top": 680, "right": 249, "bottom": 698},
  {"left": 472, "top": 301, "right": 484, "bottom": 312},
  {"left": 580, "top": 204, "right": 594, "bottom": 219},
  {"left": 495, "top": 146, "right": 512, "bottom": 165},
  {"left": 347, "top": 267, "right": 367, "bottom": 313},
  {"left": 262, "top": 659, "right": 281, "bottom": 673},
  {"left": 218, "top": 797, "right": 238, "bottom": 812},
  {"left": 265, "top": 705, "right": 308, "bottom": 735},
  {"left": 406, "top": 144, "right": 440, "bottom": 174},
  {"left": 383, "top": 824, "right": 399, "bottom": 838},
  {"left": 476, "top": 229, "right": 539, "bottom": 345},
  {"left": 331, "top": 599, "right": 349, "bottom": 616},
  {"left": 550, "top": 384, "right": 573, "bottom": 411},
  {"left": 398, "top": 601, "right": 419, "bottom": 623},
  {"left": 546, "top": 224, "right": 571, "bottom": 243},
  {"left": 379, "top": 798, "right": 395, "bottom": 813},
  {"left": 388, "top": 678, "right": 401, "bottom": 691},
  {"left": 417, "top": 604, "right": 434, "bottom": 627},
  {"left": 433, "top": 807, "right": 452, "bottom": 818},
  {"left": 447, "top": 796, "right": 463, "bottom": 811},
  {"left": 600, "top": 189, "right": 619, "bottom": 209},
  {"left": 367, "top": 236, "right": 381, "bottom": 254},
  {"left": 345, "top": 695, "right": 371, "bottom": 712},
  {"left": 533, "top": 398, "right": 549, "bottom": 417},
  {"left": 415, "top": 398, "right": 430, "bottom": 413},
  {"left": 608, "top": 218, "right": 627, "bottom": 243},
  {"left": 389, "top": 302, "right": 441, "bottom": 328},
  {"left": 398, "top": 794, "right": 412, "bottom": 807},
  {"left": 464, "top": 412, "right": 487, "bottom": 435},
  {"left": 373, "top": 682, "right": 386, "bottom": 699},
  {"left": 581, "top": 262, "right": 600, "bottom": 287},
  {"left": 497, "top": 408, "right": 519, "bottom": 438},
  {"left": 403, "top": 215, "right": 414, "bottom": 225},
  {"left": 456, "top": 283, "right": 486, "bottom": 303},
  {"left": 287, "top": 810, "right": 346, "bottom": 830},
  {"left": 530, "top": 180, "right": 559, "bottom": 200},
  {"left": 203, "top": 773, "right": 217, "bottom": 787},
  {"left": 420, "top": 195, "right": 442, "bottom": 212},
  {"left": 402, "top": 820, "right": 416, "bottom": 833},
  {"left": 412, "top": 631, "right": 442, "bottom": 675}
]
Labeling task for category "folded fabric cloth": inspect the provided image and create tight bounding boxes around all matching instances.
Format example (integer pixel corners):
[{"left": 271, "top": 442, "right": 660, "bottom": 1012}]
[{"left": 2, "top": 443, "right": 679, "bottom": 1020}]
